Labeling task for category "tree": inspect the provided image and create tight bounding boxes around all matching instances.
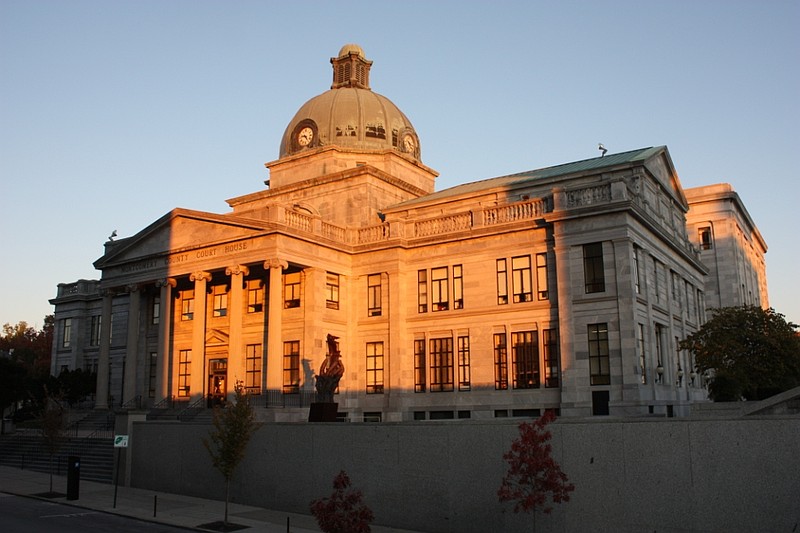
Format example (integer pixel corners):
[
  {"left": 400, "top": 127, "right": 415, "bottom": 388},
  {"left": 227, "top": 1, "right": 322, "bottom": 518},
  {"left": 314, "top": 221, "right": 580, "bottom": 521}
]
[
  {"left": 679, "top": 306, "right": 800, "bottom": 401},
  {"left": 0, "top": 357, "right": 27, "bottom": 433},
  {"left": 203, "top": 382, "right": 261, "bottom": 529},
  {"left": 310, "top": 470, "right": 374, "bottom": 533},
  {"left": 38, "top": 389, "right": 66, "bottom": 495},
  {"left": 498, "top": 410, "right": 575, "bottom": 532}
]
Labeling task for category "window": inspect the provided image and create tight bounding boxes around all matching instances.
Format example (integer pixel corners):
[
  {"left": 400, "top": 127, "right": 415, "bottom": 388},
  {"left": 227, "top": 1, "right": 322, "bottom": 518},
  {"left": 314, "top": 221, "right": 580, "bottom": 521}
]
[
  {"left": 326, "top": 272, "right": 340, "bottom": 310},
  {"left": 414, "top": 339, "right": 426, "bottom": 392},
  {"left": 245, "top": 344, "right": 262, "bottom": 394},
  {"left": 284, "top": 272, "right": 301, "bottom": 309},
  {"left": 588, "top": 323, "right": 610, "bottom": 385},
  {"left": 543, "top": 329, "right": 559, "bottom": 388},
  {"left": 671, "top": 272, "right": 681, "bottom": 309},
  {"left": 511, "top": 331, "right": 539, "bottom": 389},
  {"left": 511, "top": 256, "right": 533, "bottom": 302},
  {"left": 457, "top": 335, "right": 470, "bottom": 391},
  {"left": 496, "top": 259, "right": 508, "bottom": 305},
  {"left": 699, "top": 226, "right": 713, "bottom": 250},
  {"left": 653, "top": 259, "right": 662, "bottom": 304},
  {"left": 212, "top": 285, "right": 228, "bottom": 317},
  {"left": 633, "top": 247, "right": 642, "bottom": 295},
  {"left": 637, "top": 323, "right": 647, "bottom": 384},
  {"left": 366, "top": 342, "right": 384, "bottom": 394},
  {"left": 583, "top": 243, "right": 605, "bottom": 293},
  {"left": 90, "top": 315, "right": 102, "bottom": 347},
  {"left": 148, "top": 352, "right": 157, "bottom": 398},
  {"left": 152, "top": 297, "right": 160, "bottom": 325},
  {"left": 178, "top": 349, "right": 191, "bottom": 397},
  {"left": 367, "top": 274, "right": 382, "bottom": 316},
  {"left": 247, "top": 280, "right": 263, "bottom": 313},
  {"left": 431, "top": 267, "right": 449, "bottom": 311},
  {"left": 429, "top": 337, "right": 454, "bottom": 392},
  {"left": 62, "top": 318, "right": 72, "bottom": 348},
  {"left": 494, "top": 333, "right": 508, "bottom": 390},
  {"left": 283, "top": 341, "right": 300, "bottom": 393},
  {"left": 417, "top": 270, "right": 428, "bottom": 313},
  {"left": 181, "top": 290, "right": 194, "bottom": 321},
  {"left": 453, "top": 265, "right": 464, "bottom": 309},
  {"left": 536, "top": 253, "right": 548, "bottom": 300}
]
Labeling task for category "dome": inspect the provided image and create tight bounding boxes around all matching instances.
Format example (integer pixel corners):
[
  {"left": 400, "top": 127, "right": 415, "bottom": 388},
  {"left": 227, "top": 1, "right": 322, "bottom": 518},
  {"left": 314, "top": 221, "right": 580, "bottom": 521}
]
[{"left": 279, "top": 45, "right": 421, "bottom": 162}]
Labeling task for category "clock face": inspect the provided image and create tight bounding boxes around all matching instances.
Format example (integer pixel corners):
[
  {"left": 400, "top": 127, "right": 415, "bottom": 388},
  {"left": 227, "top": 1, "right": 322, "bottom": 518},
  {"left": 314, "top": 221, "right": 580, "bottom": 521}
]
[
  {"left": 402, "top": 134, "right": 416, "bottom": 153},
  {"left": 297, "top": 126, "right": 314, "bottom": 147}
]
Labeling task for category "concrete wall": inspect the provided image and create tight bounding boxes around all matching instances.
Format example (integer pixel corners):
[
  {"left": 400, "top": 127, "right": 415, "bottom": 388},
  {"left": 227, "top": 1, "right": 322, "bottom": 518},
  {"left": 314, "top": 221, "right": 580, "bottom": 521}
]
[{"left": 130, "top": 417, "right": 799, "bottom": 533}]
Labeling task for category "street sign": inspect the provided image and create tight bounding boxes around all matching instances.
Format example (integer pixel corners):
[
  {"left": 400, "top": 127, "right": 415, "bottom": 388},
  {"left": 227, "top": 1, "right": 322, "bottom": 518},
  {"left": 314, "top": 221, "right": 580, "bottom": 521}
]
[{"left": 114, "top": 435, "right": 129, "bottom": 448}]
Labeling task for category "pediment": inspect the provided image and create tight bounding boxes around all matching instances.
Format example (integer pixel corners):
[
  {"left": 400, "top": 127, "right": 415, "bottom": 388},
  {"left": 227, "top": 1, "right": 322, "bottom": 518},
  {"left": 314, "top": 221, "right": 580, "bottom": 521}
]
[
  {"left": 95, "top": 208, "right": 268, "bottom": 268},
  {"left": 206, "top": 328, "right": 229, "bottom": 347},
  {"left": 643, "top": 148, "right": 688, "bottom": 209}
]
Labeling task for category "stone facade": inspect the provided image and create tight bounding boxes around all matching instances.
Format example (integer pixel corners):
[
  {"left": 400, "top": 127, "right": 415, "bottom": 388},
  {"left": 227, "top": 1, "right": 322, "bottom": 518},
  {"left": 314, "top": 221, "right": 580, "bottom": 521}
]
[{"left": 50, "top": 46, "right": 767, "bottom": 420}]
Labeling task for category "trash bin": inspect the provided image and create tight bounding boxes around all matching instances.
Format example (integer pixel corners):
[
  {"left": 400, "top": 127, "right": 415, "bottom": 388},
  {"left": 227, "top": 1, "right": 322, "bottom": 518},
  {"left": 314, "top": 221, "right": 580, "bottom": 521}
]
[{"left": 67, "top": 456, "right": 80, "bottom": 500}]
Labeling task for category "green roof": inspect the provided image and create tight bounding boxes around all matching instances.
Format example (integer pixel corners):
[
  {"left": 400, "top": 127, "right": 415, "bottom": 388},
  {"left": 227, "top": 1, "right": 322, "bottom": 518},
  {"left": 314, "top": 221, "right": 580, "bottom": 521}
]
[{"left": 393, "top": 146, "right": 665, "bottom": 208}]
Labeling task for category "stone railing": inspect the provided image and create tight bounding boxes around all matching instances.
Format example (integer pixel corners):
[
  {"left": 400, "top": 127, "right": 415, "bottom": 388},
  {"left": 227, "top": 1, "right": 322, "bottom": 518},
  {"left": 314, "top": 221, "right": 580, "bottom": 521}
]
[
  {"left": 483, "top": 198, "right": 551, "bottom": 226},
  {"left": 565, "top": 183, "right": 611, "bottom": 207},
  {"left": 357, "top": 223, "right": 389, "bottom": 244},
  {"left": 414, "top": 212, "right": 472, "bottom": 238},
  {"left": 285, "top": 210, "right": 313, "bottom": 232}
]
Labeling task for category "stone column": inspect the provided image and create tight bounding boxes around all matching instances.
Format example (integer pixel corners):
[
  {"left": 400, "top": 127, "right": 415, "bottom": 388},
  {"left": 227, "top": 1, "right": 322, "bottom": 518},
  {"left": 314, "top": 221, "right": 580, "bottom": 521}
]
[
  {"left": 95, "top": 289, "right": 114, "bottom": 410},
  {"left": 122, "top": 284, "right": 141, "bottom": 407},
  {"left": 190, "top": 271, "right": 211, "bottom": 403},
  {"left": 155, "top": 278, "right": 176, "bottom": 403},
  {"left": 264, "top": 259, "right": 287, "bottom": 396},
  {"left": 225, "top": 265, "right": 248, "bottom": 398}
]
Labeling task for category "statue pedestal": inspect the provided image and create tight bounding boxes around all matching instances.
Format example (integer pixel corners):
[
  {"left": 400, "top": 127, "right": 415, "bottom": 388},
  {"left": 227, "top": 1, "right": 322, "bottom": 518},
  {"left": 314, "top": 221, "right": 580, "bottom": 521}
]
[{"left": 308, "top": 402, "right": 339, "bottom": 422}]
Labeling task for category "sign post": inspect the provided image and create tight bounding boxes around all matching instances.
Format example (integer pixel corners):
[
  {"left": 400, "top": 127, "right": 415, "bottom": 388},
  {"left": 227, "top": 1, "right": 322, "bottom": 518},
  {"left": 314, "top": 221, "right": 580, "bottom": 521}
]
[{"left": 113, "top": 435, "right": 129, "bottom": 508}]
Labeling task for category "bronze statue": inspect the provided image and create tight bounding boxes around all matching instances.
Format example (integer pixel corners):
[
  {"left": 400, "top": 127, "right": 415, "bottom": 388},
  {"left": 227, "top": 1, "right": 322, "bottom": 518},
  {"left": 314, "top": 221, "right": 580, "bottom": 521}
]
[{"left": 315, "top": 334, "right": 344, "bottom": 403}]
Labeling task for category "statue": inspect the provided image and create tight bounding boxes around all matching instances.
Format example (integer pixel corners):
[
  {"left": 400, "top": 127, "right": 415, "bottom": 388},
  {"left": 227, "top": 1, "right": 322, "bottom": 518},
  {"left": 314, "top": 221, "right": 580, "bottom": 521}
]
[{"left": 315, "top": 334, "right": 344, "bottom": 404}]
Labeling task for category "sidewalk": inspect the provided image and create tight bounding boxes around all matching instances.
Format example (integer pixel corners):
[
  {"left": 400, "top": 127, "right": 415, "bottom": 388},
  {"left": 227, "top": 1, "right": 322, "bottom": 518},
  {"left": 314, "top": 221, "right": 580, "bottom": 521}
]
[{"left": 0, "top": 465, "right": 420, "bottom": 533}]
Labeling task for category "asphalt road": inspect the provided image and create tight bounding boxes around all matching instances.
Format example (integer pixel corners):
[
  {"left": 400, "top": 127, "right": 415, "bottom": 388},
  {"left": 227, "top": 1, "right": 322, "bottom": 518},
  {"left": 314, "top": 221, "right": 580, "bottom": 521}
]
[{"left": 0, "top": 493, "right": 191, "bottom": 533}]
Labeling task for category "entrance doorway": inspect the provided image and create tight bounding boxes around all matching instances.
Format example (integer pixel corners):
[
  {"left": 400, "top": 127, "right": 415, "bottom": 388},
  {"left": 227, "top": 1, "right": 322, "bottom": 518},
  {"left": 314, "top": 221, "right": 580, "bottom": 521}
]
[{"left": 208, "top": 358, "right": 228, "bottom": 408}]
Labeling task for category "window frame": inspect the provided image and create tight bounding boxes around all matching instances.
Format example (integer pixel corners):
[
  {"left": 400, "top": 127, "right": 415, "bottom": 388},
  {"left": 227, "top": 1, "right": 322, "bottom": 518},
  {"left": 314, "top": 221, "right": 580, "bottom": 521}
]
[
  {"left": 511, "top": 255, "right": 533, "bottom": 303},
  {"left": 417, "top": 270, "right": 428, "bottom": 313},
  {"left": 326, "top": 272, "right": 340, "bottom": 310},
  {"left": 457, "top": 335, "right": 470, "bottom": 391},
  {"left": 494, "top": 333, "right": 508, "bottom": 390},
  {"left": 212, "top": 285, "right": 228, "bottom": 317},
  {"left": 583, "top": 242, "right": 606, "bottom": 294},
  {"left": 283, "top": 340, "right": 300, "bottom": 394},
  {"left": 62, "top": 318, "right": 72, "bottom": 348},
  {"left": 245, "top": 344, "right": 262, "bottom": 394},
  {"left": 366, "top": 341, "right": 384, "bottom": 394},
  {"left": 588, "top": 323, "right": 610, "bottom": 385},
  {"left": 431, "top": 267, "right": 449, "bottom": 311},
  {"left": 429, "top": 337, "right": 454, "bottom": 392},
  {"left": 181, "top": 290, "right": 195, "bottom": 321},
  {"left": 496, "top": 259, "right": 509, "bottom": 305},
  {"left": 414, "top": 339, "right": 426, "bottom": 393},
  {"left": 284, "top": 272, "right": 301, "bottom": 309},
  {"left": 511, "top": 330, "right": 539, "bottom": 389},
  {"left": 247, "top": 280, "right": 264, "bottom": 313},
  {"left": 535, "top": 253, "right": 549, "bottom": 300},
  {"left": 178, "top": 349, "right": 191, "bottom": 397},
  {"left": 367, "top": 274, "right": 382, "bottom": 317},
  {"left": 543, "top": 328, "right": 559, "bottom": 388},
  {"left": 453, "top": 265, "right": 464, "bottom": 309}
]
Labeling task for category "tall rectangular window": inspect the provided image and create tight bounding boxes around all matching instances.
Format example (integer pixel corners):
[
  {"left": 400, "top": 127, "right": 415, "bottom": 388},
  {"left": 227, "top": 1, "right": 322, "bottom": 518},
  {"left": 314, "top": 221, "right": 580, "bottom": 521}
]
[
  {"left": 671, "top": 272, "right": 681, "bottom": 309},
  {"left": 366, "top": 342, "right": 384, "bottom": 394},
  {"left": 247, "top": 280, "right": 263, "bottom": 313},
  {"left": 284, "top": 272, "right": 301, "bottom": 309},
  {"left": 453, "top": 265, "right": 464, "bottom": 309},
  {"left": 543, "top": 329, "right": 559, "bottom": 388},
  {"left": 181, "top": 290, "right": 194, "bottom": 321},
  {"left": 414, "top": 339, "right": 426, "bottom": 392},
  {"left": 90, "top": 315, "right": 102, "bottom": 346},
  {"left": 457, "top": 335, "right": 470, "bottom": 391},
  {"left": 283, "top": 341, "right": 300, "bottom": 393},
  {"left": 178, "top": 349, "right": 191, "bottom": 397},
  {"left": 637, "top": 323, "right": 647, "bottom": 384},
  {"left": 511, "top": 331, "right": 539, "bottom": 389},
  {"left": 62, "top": 318, "right": 72, "bottom": 348},
  {"left": 431, "top": 267, "right": 449, "bottom": 311},
  {"left": 699, "top": 226, "right": 713, "bottom": 250},
  {"left": 152, "top": 297, "right": 160, "bottom": 324},
  {"left": 326, "top": 272, "right": 340, "bottom": 310},
  {"left": 633, "top": 247, "right": 642, "bottom": 295},
  {"left": 417, "top": 270, "right": 428, "bottom": 313},
  {"left": 494, "top": 333, "right": 508, "bottom": 390},
  {"left": 245, "top": 344, "right": 262, "bottom": 394},
  {"left": 588, "top": 323, "right": 610, "bottom": 385},
  {"left": 583, "top": 243, "right": 605, "bottom": 293},
  {"left": 212, "top": 285, "right": 228, "bottom": 317},
  {"left": 511, "top": 256, "right": 533, "bottom": 303},
  {"left": 429, "top": 337, "right": 454, "bottom": 392},
  {"left": 535, "top": 253, "right": 549, "bottom": 300},
  {"left": 148, "top": 352, "right": 157, "bottom": 398},
  {"left": 496, "top": 259, "right": 508, "bottom": 305},
  {"left": 367, "top": 274, "right": 382, "bottom": 316}
]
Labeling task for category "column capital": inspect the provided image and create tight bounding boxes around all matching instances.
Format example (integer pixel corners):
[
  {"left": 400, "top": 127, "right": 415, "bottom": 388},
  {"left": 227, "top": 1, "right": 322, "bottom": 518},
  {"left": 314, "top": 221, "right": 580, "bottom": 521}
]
[
  {"left": 264, "top": 259, "right": 288, "bottom": 270},
  {"left": 125, "top": 283, "right": 141, "bottom": 293},
  {"left": 156, "top": 277, "right": 177, "bottom": 288},
  {"left": 190, "top": 271, "right": 212, "bottom": 282},
  {"left": 225, "top": 264, "right": 250, "bottom": 277}
]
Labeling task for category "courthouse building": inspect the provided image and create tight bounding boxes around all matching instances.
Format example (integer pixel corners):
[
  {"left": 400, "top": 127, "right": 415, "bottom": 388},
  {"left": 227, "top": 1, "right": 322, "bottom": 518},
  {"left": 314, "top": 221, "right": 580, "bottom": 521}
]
[{"left": 50, "top": 45, "right": 768, "bottom": 420}]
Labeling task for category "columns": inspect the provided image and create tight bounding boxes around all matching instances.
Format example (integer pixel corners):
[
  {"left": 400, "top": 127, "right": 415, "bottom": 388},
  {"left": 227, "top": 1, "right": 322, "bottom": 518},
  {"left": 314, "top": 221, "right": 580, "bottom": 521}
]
[
  {"left": 95, "top": 290, "right": 114, "bottom": 410},
  {"left": 265, "top": 259, "right": 287, "bottom": 394},
  {"left": 155, "top": 278, "right": 175, "bottom": 403},
  {"left": 122, "top": 284, "right": 141, "bottom": 407},
  {"left": 225, "top": 265, "right": 248, "bottom": 397},
  {"left": 190, "top": 271, "right": 211, "bottom": 402}
]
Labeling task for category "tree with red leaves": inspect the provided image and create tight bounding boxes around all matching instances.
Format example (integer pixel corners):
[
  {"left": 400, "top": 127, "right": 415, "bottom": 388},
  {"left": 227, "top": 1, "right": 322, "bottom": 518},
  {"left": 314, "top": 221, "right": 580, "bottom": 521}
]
[
  {"left": 498, "top": 410, "right": 575, "bottom": 532},
  {"left": 310, "top": 470, "right": 374, "bottom": 533}
]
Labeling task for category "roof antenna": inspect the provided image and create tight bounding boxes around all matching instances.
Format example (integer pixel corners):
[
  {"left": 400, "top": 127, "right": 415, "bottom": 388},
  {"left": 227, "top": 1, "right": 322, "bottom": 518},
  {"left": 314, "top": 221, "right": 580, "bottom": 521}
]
[{"left": 598, "top": 143, "right": 607, "bottom": 157}]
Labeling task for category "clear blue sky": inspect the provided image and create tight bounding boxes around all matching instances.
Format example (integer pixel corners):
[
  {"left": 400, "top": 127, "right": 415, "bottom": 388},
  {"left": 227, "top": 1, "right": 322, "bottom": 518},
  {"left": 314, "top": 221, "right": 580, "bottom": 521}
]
[{"left": 1, "top": 0, "right": 798, "bottom": 328}]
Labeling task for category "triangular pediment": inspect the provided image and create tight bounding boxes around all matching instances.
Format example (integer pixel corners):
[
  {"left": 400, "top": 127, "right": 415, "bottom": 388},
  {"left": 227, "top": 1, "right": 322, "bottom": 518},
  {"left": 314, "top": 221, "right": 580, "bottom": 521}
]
[
  {"left": 642, "top": 147, "right": 688, "bottom": 209},
  {"left": 94, "top": 208, "right": 268, "bottom": 268},
  {"left": 206, "top": 328, "right": 229, "bottom": 347}
]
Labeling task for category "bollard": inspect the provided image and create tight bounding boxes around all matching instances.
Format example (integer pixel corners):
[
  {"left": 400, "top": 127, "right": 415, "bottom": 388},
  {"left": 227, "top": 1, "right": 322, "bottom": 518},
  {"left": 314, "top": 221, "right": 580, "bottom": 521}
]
[
  {"left": 154, "top": 495, "right": 157, "bottom": 517},
  {"left": 286, "top": 516, "right": 290, "bottom": 532}
]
